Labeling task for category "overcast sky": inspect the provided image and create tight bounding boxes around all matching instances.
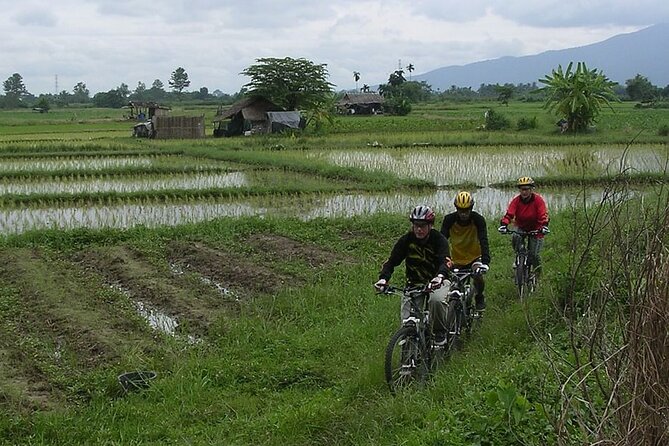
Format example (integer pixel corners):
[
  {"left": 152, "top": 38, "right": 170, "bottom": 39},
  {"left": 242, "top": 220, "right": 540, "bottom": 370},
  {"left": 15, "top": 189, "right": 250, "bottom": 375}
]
[{"left": 2, "top": 0, "right": 668, "bottom": 96}]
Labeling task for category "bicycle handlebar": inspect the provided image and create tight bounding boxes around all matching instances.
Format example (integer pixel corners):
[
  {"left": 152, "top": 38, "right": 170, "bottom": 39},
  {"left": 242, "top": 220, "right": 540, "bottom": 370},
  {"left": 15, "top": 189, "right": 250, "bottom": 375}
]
[
  {"left": 376, "top": 284, "right": 430, "bottom": 297},
  {"left": 500, "top": 228, "right": 548, "bottom": 236},
  {"left": 450, "top": 264, "right": 488, "bottom": 278}
]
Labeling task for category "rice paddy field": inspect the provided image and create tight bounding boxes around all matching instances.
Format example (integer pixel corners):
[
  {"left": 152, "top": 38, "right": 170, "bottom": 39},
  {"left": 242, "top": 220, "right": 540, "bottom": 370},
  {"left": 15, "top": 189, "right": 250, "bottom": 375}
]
[{"left": 0, "top": 101, "right": 667, "bottom": 445}]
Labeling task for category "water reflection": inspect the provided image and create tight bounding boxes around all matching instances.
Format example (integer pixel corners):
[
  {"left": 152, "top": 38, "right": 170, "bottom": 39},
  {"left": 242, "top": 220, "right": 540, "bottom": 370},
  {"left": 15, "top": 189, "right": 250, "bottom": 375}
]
[
  {"left": 0, "top": 172, "right": 247, "bottom": 195},
  {"left": 0, "top": 187, "right": 619, "bottom": 235}
]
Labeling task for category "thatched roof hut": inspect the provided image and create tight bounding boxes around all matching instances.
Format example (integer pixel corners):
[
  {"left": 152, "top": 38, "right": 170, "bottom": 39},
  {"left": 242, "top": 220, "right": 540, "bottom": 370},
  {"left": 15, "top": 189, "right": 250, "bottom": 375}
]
[
  {"left": 213, "top": 96, "right": 303, "bottom": 136},
  {"left": 337, "top": 93, "right": 384, "bottom": 115}
]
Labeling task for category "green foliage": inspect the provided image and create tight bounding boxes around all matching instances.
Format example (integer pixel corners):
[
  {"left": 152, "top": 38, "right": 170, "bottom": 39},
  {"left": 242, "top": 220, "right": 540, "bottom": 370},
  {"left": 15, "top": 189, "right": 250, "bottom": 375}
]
[
  {"left": 241, "top": 57, "right": 334, "bottom": 111},
  {"left": 303, "top": 93, "right": 337, "bottom": 134},
  {"left": 625, "top": 74, "right": 660, "bottom": 102},
  {"left": 33, "top": 97, "right": 51, "bottom": 113},
  {"left": 484, "top": 108, "right": 511, "bottom": 130},
  {"left": 383, "top": 96, "right": 412, "bottom": 116},
  {"left": 2, "top": 73, "right": 29, "bottom": 108},
  {"left": 378, "top": 70, "right": 426, "bottom": 115},
  {"left": 516, "top": 116, "right": 537, "bottom": 130},
  {"left": 168, "top": 67, "right": 191, "bottom": 94},
  {"left": 658, "top": 124, "right": 669, "bottom": 136},
  {"left": 92, "top": 85, "right": 129, "bottom": 108},
  {"left": 496, "top": 84, "right": 515, "bottom": 105},
  {"left": 538, "top": 62, "right": 620, "bottom": 132}
]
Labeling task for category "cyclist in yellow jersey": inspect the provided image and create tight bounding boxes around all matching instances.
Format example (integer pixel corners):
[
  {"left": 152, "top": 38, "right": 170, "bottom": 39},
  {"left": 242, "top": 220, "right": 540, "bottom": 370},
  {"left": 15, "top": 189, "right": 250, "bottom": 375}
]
[{"left": 440, "top": 191, "right": 491, "bottom": 310}]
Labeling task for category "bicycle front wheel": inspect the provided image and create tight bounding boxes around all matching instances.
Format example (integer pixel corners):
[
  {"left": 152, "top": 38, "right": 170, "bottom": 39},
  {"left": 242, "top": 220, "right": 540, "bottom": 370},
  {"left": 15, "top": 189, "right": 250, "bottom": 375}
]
[
  {"left": 384, "top": 326, "right": 429, "bottom": 393},
  {"left": 515, "top": 255, "right": 527, "bottom": 299},
  {"left": 444, "top": 299, "right": 462, "bottom": 352}
]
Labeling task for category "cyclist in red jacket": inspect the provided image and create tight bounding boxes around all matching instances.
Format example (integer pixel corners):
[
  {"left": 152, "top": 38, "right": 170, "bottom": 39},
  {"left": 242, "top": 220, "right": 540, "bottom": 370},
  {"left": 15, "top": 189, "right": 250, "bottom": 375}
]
[{"left": 498, "top": 177, "right": 550, "bottom": 275}]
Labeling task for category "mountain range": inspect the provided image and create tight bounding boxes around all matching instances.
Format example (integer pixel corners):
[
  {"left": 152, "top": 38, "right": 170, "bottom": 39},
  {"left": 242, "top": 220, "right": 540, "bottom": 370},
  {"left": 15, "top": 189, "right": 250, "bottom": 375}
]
[{"left": 414, "top": 23, "right": 669, "bottom": 91}]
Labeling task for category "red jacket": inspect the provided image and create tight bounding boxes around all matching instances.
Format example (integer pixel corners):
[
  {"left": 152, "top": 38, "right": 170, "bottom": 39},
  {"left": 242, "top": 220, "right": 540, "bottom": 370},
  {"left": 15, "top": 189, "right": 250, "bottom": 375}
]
[{"left": 501, "top": 193, "right": 549, "bottom": 235}]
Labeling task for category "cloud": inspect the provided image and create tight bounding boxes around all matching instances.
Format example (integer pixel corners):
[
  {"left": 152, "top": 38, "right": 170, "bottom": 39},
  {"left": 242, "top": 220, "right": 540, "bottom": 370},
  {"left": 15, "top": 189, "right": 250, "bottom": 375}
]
[
  {"left": 13, "top": 9, "right": 57, "bottom": 27},
  {"left": 1, "top": 0, "right": 666, "bottom": 95}
]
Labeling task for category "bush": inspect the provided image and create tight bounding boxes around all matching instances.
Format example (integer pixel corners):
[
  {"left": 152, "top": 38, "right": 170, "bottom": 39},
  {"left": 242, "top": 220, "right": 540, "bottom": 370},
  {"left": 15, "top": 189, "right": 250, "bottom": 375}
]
[
  {"left": 383, "top": 97, "right": 412, "bottom": 116},
  {"left": 517, "top": 116, "right": 538, "bottom": 130},
  {"left": 484, "top": 108, "right": 511, "bottom": 130}
]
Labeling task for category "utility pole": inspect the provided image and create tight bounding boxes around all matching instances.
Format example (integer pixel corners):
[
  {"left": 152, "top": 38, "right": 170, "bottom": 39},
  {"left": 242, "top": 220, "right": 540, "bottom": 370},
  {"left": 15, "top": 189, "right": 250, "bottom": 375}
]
[{"left": 54, "top": 74, "right": 58, "bottom": 95}]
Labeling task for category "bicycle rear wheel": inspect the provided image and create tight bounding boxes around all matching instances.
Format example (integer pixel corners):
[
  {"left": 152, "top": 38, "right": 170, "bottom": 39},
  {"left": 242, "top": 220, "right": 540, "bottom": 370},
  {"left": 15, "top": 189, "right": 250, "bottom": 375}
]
[{"left": 384, "top": 326, "right": 429, "bottom": 393}]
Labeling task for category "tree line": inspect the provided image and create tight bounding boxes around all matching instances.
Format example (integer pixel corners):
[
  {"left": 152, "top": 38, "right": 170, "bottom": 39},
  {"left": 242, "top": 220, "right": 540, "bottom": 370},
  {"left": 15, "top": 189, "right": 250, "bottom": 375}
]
[
  {"left": 4, "top": 61, "right": 669, "bottom": 113},
  {"left": 0, "top": 67, "right": 245, "bottom": 111},
  {"left": 3, "top": 58, "right": 669, "bottom": 137}
]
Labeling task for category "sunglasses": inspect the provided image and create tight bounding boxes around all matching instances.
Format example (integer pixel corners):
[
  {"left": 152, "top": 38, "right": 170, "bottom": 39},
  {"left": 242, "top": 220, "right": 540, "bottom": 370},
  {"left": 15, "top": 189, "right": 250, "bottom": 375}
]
[{"left": 519, "top": 186, "right": 532, "bottom": 191}]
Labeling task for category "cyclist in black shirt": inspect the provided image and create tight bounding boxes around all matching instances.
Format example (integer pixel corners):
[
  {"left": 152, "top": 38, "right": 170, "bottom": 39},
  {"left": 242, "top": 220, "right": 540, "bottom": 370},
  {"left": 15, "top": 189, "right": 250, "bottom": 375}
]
[{"left": 374, "top": 205, "right": 452, "bottom": 345}]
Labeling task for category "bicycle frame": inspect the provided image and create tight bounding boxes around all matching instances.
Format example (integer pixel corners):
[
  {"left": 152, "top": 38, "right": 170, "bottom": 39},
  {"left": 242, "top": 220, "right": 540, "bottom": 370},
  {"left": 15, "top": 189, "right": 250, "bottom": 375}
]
[
  {"left": 445, "top": 267, "right": 486, "bottom": 349},
  {"left": 503, "top": 228, "right": 541, "bottom": 299},
  {"left": 380, "top": 285, "right": 436, "bottom": 393},
  {"left": 384, "top": 285, "right": 432, "bottom": 346}
]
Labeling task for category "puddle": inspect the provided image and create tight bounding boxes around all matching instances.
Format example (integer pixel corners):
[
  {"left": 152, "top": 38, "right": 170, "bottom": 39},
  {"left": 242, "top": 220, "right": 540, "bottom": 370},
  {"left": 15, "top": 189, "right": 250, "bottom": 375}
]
[
  {"left": 170, "top": 262, "right": 240, "bottom": 302},
  {"left": 107, "top": 282, "right": 200, "bottom": 343},
  {"left": 133, "top": 300, "right": 179, "bottom": 335}
]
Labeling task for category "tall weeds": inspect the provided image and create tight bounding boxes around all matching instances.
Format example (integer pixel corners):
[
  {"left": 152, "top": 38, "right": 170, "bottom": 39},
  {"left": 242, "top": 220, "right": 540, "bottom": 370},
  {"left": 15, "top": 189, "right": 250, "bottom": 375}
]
[{"left": 530, "top": 158, "right": 668, "bottom": 444}]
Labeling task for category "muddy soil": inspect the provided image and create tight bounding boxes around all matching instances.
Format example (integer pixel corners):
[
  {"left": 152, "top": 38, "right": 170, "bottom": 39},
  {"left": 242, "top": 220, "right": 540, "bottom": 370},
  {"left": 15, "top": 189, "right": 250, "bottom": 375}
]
[{"left": 0, "top": 233, "right": 343, "bottom": 412}]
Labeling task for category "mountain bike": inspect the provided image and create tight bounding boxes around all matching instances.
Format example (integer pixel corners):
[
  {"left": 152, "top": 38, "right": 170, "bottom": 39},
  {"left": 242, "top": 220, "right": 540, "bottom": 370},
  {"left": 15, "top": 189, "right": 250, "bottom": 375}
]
[
  {"left": 500, "top": 228, "right": 548, "bottom": 299},
  {"left": 443, "top": 264, "right": 489, "bottom": 352},
  {"left": 379, "top": 284, "right": 443, "bottom": 394}
]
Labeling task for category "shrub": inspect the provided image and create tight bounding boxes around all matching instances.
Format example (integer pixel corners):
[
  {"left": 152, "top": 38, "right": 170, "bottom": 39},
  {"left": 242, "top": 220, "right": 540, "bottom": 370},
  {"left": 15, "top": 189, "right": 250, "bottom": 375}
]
[{"left": 484, "top": 108, "right": 511, "bottom": 130}]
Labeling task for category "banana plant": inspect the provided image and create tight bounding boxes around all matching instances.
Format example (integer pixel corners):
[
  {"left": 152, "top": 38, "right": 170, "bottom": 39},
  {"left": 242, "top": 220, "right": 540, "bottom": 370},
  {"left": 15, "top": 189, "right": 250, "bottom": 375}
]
[{"left": 538, "top": 62, "right": 619, "bottom": 133}]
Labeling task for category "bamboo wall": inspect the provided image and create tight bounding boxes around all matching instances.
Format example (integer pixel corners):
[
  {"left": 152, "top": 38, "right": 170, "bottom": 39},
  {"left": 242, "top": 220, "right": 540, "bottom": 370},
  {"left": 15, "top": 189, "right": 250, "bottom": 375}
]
[{"left": 153, "top": 115, "right": 205, "bottom": 139}]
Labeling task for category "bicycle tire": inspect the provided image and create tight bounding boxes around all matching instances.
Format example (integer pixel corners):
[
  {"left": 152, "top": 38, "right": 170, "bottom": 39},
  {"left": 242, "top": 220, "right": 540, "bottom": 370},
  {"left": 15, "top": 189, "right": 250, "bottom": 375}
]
[
  {"left": 528, "top": 269, "right": 536, "bottom": 294},
  {"left": 464, "top": 294, "right": 482, "bottom": 335},
  {"left": 444, "top": 299, "right": 462, "bottom": 352},
  {"left": 384, "top": 326, "right": 430, "bottom": 393},
  {"left": 515, "top": 254, "right": 527, "bottom": 299}
]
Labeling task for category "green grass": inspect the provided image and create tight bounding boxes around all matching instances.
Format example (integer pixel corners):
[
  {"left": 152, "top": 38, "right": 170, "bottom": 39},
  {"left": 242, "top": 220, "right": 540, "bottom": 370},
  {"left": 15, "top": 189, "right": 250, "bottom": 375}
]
[
  {"left": 0, "top": 101, "right": 666, "bottom": 444},
  {"left": 0, "top": 213, "right": 567, "bottom": 445}
]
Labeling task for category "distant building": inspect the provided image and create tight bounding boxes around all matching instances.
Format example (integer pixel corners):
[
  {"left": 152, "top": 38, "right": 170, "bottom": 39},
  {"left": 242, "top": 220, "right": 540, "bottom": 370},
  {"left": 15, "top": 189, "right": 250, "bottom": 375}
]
[
  {"left": 213, "top": 96, "right": 304, "bottom": 137},
  {"left": 127, "top": 102, "right": 204, "bottom": 139},
  {"left": 337, "top": 93, "right": 384, "bottom": 115},
  {"left": 125, "top": 101, "right": 171, "bottom": 121}
]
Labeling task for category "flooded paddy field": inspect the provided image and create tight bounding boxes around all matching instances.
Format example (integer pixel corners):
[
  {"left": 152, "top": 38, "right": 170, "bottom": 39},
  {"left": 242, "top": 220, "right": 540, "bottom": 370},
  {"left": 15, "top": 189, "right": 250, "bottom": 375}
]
[
  {"left": 0, "top": 172, "right": 248, "bottom": 195},
  {"left": 310, "top": 144, "right": 668, "bottom": 186},
  {"left": 1, "top": 143, "right": 665, "bottom": 235},
  {"left": 0, "top": 186, "right": 628, "bottom": 235},
  {"left": 0, "top": 154, "right": 230, "bottom": 175}
]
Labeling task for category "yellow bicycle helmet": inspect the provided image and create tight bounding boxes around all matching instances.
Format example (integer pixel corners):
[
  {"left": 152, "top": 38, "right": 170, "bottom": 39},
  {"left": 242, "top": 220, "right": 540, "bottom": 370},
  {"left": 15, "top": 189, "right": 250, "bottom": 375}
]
[
  {"left": 517, "top": 176, "right": 535, "bottom": 188},
  {"left": 454, "top": 191, "right": 474, "bottom": 209}
]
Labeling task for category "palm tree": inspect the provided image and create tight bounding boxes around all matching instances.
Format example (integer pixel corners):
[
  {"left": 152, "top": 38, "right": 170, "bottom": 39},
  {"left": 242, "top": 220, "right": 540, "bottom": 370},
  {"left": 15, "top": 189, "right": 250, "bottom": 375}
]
[
  {"left": 353, "top": 71, "right": 361, "bottom": 91},
  {"left": 406, "top": 63, "right": 414, "bottom": 81},
  {"left": 361, "top": 84, "right": 370, "bottom": 92}
]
